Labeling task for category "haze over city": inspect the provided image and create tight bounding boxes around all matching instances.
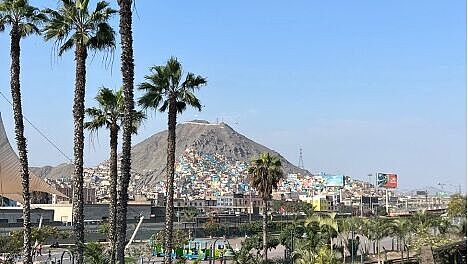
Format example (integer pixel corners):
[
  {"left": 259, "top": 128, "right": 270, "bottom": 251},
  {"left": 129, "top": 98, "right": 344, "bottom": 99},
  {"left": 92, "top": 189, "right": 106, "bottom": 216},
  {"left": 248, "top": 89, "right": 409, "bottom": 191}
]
[{"left": 0, "top": 0, "right": 465, "bottom": 191}]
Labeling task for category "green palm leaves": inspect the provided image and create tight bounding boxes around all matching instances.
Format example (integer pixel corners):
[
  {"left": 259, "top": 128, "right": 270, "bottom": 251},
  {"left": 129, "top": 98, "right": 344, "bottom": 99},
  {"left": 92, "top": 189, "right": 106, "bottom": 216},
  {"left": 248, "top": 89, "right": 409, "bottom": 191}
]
[
  {"left": 85, "top": 87, "right": 145, "bottom": 134},
  {"left": 248, "top": 153, "right": 284, "bottom": 201},
  {"left": 43, "top": 0, "right": 115, "bottom": 55},
  {"left": 0, "top": 0, "right": 46, "bottom": 37},
  {"left": 138, "top": 57, "right": 207, "bottom": 113}
]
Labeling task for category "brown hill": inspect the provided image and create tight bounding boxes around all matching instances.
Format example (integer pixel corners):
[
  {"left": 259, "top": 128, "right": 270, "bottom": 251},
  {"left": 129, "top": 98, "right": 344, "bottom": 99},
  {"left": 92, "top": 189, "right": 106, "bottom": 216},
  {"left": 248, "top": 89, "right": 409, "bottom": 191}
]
[
  {"left": 30, "top": 163, "right": 74, "bottom": 179},
  {"left": 130, "top": 120, "right": 310, "bottom": 186}
]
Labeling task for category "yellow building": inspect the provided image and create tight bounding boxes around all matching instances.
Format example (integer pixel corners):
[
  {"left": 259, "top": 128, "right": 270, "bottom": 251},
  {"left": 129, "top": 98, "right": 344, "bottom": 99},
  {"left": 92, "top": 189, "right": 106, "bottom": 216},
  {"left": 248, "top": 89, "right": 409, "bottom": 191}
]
[{"left": 312, "top": 196, "right": 332, "bottom": 212}]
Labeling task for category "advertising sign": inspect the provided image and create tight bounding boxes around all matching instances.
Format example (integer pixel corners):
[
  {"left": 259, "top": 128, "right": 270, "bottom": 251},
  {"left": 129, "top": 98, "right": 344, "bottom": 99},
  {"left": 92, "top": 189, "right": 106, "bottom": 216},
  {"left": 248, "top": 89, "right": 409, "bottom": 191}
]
[
  {"left": 377, "top": 173, "right": 398, "bottom": 188},
  {"left": 323, "top": 175, "right": 345, "bottom": 187}
]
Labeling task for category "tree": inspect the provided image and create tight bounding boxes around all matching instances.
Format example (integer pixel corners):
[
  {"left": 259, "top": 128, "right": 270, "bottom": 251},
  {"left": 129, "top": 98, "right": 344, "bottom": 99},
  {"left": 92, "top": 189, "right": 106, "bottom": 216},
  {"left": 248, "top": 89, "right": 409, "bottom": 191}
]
[
  {"left": 248, "top": 152, "right": 284, "bottom": 262},
  {"left": 115, "top": 0, "right": 136, "bottom": 262},
  {"left": 0, "top": 1, "right": 45, "bottom": 263},
  {"left": 293, "top": 246, "right": 339, "bottom": 264},
  {"left": 84, "top": 242, "right": 110, "bottom": 264},
  {"left": 43, "top": 1, "right": 115, "bottom": 263},
  {"left": 390, "top": 218, "right": 411, "bottom": 262},
  {"left": 447, "top": 194, "right": 467, "bottom": 218},
  {"left": 138, "top": 57, "right": 207, "bottom": 264},
  {"left": 366, "top": 217, "right": 392, "bottom": 264},
  {"left": 305, "top": 213, "right": 339, "bottom": 253},
  {"left": 85, "top": 87, "right": 144, "bottom": 262}
]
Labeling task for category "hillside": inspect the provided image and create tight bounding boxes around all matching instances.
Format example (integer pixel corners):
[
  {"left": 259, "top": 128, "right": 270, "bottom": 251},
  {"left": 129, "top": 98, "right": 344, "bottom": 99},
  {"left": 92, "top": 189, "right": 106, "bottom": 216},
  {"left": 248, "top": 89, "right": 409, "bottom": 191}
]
[
  {"left": 30, "top": 163, "right": 74, "bottom": 179},
  {"left": 130, "top": 120, "right": 311, "bottom": 186}
]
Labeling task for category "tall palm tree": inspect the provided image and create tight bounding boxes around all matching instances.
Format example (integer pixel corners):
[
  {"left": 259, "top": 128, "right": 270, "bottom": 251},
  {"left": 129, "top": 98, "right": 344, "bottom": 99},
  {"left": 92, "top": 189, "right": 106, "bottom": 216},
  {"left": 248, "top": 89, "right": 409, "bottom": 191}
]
[
  {"left": 84, "top": 87, "right": 144, "bottom": 263},
  {"left": 0, "top": 1, "right": 45, "bottom": 263},
  {"left": 115, "top": 0, "right": 135, "bottom": 262},
  {"left": 138, "top": 57, "right": 207, "bottom": 264},
  {"left": 248, "top": 152, "right": 284, "bottom": 262},
  {"left": 43, "top": 1, "right": 115, "bottom": 263}
]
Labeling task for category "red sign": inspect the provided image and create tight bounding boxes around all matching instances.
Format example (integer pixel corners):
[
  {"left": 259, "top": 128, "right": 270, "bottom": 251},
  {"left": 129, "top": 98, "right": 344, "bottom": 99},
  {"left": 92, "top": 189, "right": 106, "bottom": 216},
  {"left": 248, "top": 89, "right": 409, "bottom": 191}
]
[
  {"left": 377, "top": 173, "right": 398, "bottom": 188},
  {"left": 386, "top": 174, "right": 398, "bottom": 188}
]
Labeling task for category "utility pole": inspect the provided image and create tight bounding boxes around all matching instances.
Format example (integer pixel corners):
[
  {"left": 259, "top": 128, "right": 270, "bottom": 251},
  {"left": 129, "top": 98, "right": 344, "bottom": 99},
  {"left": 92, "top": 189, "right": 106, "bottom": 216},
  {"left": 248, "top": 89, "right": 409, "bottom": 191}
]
[
  {"left": 385, "top": 189, "right": 389, "bottom": 214},
  {"left": 360, "top": 195, "right": 363, "bottom": 217}
]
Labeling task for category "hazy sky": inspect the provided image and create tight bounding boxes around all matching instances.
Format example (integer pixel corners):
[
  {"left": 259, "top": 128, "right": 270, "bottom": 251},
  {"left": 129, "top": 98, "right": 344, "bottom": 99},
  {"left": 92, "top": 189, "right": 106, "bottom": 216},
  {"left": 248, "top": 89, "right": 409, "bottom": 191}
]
[{"left": 0, "top": 0, "right": 465, "bottom": 191}]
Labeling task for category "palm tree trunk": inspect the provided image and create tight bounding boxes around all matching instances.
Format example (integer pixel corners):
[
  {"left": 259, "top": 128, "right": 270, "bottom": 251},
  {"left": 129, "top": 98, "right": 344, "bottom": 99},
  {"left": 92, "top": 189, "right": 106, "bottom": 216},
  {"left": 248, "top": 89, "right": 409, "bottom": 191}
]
[
  {"left": 116, "top": 0, "right": 135, "bottom": 263},
  {"left": 263, "top": 199, "right": 268, "bottom": 262},
  {"left": 72, "top": 43, "right": 87, "bottom": 264},
  {"left": 10, "top": 24, "right": 32, "bottom": 264},
  {"left": 164, "top": 98, "right": 177, "bottom": 264},
  {"left": 108, "top": 124, "right": 118, "bottom": 264}
]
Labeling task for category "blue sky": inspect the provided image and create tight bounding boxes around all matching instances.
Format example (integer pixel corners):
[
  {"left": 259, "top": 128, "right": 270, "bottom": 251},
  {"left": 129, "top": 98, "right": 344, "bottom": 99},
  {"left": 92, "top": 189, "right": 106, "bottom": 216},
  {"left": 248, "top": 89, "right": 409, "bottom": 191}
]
[{"left": 0, "top": 0, "right": 465, "bottom": 191}]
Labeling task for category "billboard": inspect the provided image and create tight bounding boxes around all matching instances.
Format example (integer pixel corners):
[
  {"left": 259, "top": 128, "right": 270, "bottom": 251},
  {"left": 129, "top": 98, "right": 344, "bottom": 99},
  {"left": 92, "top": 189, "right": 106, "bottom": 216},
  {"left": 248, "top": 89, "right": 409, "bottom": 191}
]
[
  {"left": 323, "top": 175, "right": 345, "bottom": 187},
  {"left": 377, "top": 173, "right": 397, "bottom": 188}
]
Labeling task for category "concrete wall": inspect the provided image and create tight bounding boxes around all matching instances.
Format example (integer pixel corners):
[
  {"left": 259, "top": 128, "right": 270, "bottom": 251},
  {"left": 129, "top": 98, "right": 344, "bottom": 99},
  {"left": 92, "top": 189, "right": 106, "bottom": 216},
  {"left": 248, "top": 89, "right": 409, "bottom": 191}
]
[
  {"left": 33, "top": 203, "right": 151, "bottom": 223},
  {"left": 0, "top": 208, "right": 54, "bottom": 224}
]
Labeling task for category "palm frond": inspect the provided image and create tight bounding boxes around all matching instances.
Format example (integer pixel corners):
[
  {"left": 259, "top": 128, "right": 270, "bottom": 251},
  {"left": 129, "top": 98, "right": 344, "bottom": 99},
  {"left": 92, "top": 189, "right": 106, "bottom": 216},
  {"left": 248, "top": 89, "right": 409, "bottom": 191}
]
[
  {"left": 87, "top": 22, "right": 115, "bottom": 51},
  {"left": 0, "top": 0, "right": 45, "bottom": 37},
  {"left": 43, "top": 0, "right": 115, "bottom": 56}
]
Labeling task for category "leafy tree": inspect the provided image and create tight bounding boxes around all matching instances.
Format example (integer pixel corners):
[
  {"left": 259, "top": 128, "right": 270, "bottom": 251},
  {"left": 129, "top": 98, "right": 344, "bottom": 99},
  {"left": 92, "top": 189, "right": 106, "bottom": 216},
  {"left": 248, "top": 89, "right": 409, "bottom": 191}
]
[
  {"left": 152, "top": 229, "right": 188, "bottom": 250},
  {"left": 84, "top": 242, "right": 110, "bottom": 264},
  {"left": 447, "top": 194, "right": 467, "bottom": 218},
  {"left": 85, "top": 87, "right": 144, "bottom": 260},
  {"left": 248, "top": 152, "right": 284, "bottom": 262},
  {"left": 203, "top": 222, "right": 228, "bottom": 237},
  {"left": 43, "top": 1, "right": 115, "bottom": 263},
  {"left": 138, "top": 57, "right": 207, "bottom": 263},
  {"left": 181, "top": 207, "right": 199, "bottom": 222},
  {"left": 239, "top": 221, "right": 263, "bottom": 236},
  {"left": 0, "top": 1, "right": 45, "bottom": 262}
]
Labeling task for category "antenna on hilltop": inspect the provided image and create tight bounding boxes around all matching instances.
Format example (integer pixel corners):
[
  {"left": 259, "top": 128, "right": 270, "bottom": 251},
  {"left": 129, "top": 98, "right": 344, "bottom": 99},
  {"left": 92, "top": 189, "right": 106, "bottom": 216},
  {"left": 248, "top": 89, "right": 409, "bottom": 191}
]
[{"left": 298, "top": 148, "right": 304, "bottom": 169}]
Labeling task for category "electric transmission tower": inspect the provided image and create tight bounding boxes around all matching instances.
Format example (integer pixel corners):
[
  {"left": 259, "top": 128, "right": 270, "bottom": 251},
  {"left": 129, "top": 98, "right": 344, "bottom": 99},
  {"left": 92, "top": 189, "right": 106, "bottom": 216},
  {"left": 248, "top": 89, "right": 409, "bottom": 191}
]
[{"left": 298, "top": 148, "right": 304, "bottom": 169}]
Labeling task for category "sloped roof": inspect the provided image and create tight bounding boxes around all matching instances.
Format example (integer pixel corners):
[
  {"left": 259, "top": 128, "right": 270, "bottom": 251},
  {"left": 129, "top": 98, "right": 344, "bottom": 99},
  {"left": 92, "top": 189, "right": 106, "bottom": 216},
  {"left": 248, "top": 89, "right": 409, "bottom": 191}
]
[{"left": 0, "top": 112, "right": 67, "bottom": 203}]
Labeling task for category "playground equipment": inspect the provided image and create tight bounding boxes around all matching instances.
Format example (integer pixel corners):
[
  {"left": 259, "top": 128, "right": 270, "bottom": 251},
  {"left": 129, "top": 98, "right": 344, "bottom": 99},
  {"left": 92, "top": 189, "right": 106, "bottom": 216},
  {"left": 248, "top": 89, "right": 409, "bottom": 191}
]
[{"left": 149, "top": 237, "right": 231, "bottom": 261}]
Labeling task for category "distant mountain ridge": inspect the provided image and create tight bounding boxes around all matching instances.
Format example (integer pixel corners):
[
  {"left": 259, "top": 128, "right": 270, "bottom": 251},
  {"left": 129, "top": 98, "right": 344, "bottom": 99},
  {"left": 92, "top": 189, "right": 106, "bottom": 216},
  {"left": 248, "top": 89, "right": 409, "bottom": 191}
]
[{"left": 30, "top": 163, "right": 74, "bottom": 179}]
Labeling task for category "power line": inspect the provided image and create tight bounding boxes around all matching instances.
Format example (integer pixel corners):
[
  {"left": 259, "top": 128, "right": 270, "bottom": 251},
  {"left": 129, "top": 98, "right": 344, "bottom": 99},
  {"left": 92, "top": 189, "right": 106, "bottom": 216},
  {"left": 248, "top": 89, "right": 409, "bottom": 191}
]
[{"left": 0, "top": 90, "right": 73, "bottom": 163}]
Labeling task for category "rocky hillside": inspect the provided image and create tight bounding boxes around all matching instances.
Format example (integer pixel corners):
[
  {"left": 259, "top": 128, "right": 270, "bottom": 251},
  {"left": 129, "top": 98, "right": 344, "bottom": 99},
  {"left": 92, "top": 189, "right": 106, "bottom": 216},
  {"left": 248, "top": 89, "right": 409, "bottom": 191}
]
[
  {"left": 130, "top": 120, "right": 310, "bottom": 186},
  {"left": 30, "top": 163, "right": 74, "bottom": 179}
]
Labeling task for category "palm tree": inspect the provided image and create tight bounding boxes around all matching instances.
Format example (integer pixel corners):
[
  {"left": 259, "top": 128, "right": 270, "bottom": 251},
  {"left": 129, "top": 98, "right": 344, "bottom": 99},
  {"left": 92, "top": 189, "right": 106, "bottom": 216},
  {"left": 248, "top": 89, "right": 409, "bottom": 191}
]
[
  {"left": 138, "top": 57, "right": 207, "bottom": 264},
  {"left": 338, "top": 216, "right": 362, "bottom": 262},
  {"left": 248, "top": 152, "right": 284, "bottom": 262},
  {"left": 390, "top": 218, "right": 411, "bottom": 262},
  {"left": 84, "top": 87, "right": 144, "bottom": 263},
  {"left": 115, "top": 0, "right": 135, "bottom": 262},
  {"left": 43, "top": 2, "right": 115, "bottom": 263},
  {"left": 366, "top": 217, "right": 391, "bottom": 264},
  {"left": 0, "top": 1, "right": 45, "bottom": 263},
  {"left": 305, "top": 213, "right": 339, "bottom": 253}
]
